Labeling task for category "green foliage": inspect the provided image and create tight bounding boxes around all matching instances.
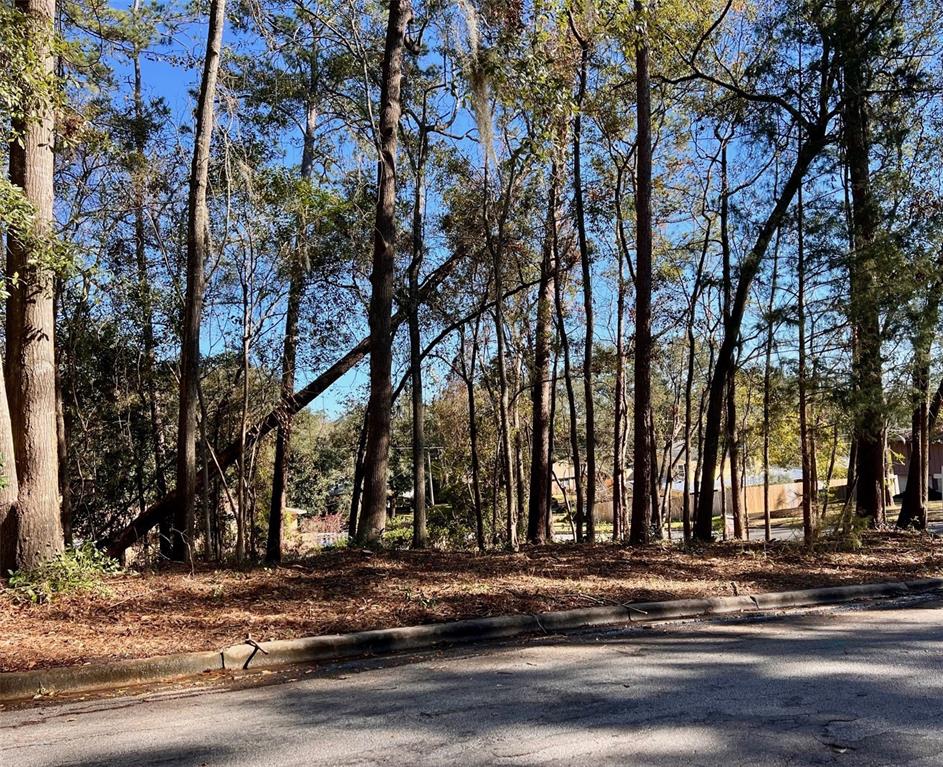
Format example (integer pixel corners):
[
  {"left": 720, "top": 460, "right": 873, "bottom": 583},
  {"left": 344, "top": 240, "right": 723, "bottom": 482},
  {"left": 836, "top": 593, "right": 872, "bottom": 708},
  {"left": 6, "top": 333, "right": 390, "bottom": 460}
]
[
  {"left": 0, "top": 4, "right": 72, "bottom": 278},
  {"left": 381, "top": 505, "right": 476, "bottom": 550},
  {"left": 427, "top": 504, "right": 477, "bottom": 549},
  {"left": 0, "top": 3, "right": 57, "bottom": 138},
  {"left": 6, "top": 544, "right": 122, "bottom": 604}
]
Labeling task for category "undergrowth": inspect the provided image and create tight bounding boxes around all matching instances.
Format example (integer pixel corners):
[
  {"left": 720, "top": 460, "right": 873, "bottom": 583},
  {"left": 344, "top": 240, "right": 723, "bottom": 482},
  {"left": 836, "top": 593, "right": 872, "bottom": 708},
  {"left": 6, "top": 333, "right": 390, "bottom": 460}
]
[{"left": 5, "top": 543, "right": 122, "bottom": 604}]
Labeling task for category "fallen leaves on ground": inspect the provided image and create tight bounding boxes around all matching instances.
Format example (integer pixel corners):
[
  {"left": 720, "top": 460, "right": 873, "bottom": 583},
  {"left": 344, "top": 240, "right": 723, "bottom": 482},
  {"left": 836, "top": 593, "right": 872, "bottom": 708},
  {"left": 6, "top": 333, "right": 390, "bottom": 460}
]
[{"left": 0, "top": 531, "right": 940, "bottom": 672}]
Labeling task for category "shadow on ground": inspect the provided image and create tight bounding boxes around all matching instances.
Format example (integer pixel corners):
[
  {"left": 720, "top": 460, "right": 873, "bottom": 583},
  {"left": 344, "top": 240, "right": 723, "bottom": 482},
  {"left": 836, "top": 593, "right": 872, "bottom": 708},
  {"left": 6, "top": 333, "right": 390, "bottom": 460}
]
[{"left": 4, "top": 598, "right": 943, "bottom": 766}]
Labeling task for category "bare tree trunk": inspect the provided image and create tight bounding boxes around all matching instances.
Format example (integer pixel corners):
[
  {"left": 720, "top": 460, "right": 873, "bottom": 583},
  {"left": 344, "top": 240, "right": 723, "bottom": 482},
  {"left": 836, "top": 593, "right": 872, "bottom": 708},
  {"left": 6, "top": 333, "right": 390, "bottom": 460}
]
[
  {"left": 527, "top": 174, "right": 556, "bottom": 544},
  {"left": 612, "top": 166, "right": 628, "bottom": 543},
  {"left": 568, "top": 14, "right": 596, "bottom": 542},
  {"left": 459, "top": 321, "right": 485, "bottom": 551},
  {"left": 268, "top": 46, "right": 318, "bottom": 563},
  {"left": 648, "top": 408, "right": 662, "bottom": 537},
  {"left": 762, "top": 230, "right": 780, "bottom": 543},
  {"left": 356, "top": 0, "right": 412, "bottom": 546},
  {"left": 719, "top": 444, "right": 728, "bottom": 540},
  {"left": 553, "top": 213, "right": 584, "bottom": 543},
  {"left": 493, "top": 291, "right": 517, "bottom": 550},
  {"left": 55, "top": 360, "right": 72, "bottom": 546},
  {"left": 821, "top": 422, "right": 839, "bottom": 525},
  {"left": 899, "top": 376, "right": 943, "bottom": 529},
  {"left": 658, "top": 389, "right": 681, "bottom": 532},
  {"left": 5, "top": 0, "right": 63, "bottom": 569},
  {"left": 682, "top": 217, "right": 711, "bottom": 543},
  {"left": 546, "top": 345, "right": 559, "bottom": 542},
  {"left": 173, "top": 0, "right": 226, "bottom": 561},
  {"left": 408, "top": 128, "right": 428, "bottom": 549},
  {"left": 797, "top": 167, "right": 814, "bottom": 545},
  {"left": 512, "top": 335, "right": 526, "bottom": 539},
  {"left": 629, "top": 0, "right": 653, "bottom": 545},
  {"left": 348, "top": 408, "right": 368, "bottom": 540},
  {"left": 235, "top": 254, "right": 253, "bottom": 563},
  {"left": 897, "top": 255, "right": 943, "bottom": 529},
  {"left": 692, "top": 342, "right": 715, "bottom": 528},
  {"left": 726, "top": 373, "right": 745, "bottom": 539}
]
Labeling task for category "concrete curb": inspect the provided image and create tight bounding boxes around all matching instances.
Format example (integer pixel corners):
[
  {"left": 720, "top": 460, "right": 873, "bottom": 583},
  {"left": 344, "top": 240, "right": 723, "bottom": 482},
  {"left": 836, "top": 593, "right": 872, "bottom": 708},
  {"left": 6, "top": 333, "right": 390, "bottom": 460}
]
[
  {"left": 0, "top": 651, "right": 221, "bottom": 702},
  {"left": 3, "top": 577, "right": 942, "bottom": 703}
]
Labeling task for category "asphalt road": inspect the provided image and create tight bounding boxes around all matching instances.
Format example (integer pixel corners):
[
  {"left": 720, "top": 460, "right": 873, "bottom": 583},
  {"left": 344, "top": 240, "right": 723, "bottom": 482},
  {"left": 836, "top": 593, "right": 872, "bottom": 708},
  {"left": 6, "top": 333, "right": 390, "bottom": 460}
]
[{"left": 3, "top": 596, "right": 943, "bottom": 767}]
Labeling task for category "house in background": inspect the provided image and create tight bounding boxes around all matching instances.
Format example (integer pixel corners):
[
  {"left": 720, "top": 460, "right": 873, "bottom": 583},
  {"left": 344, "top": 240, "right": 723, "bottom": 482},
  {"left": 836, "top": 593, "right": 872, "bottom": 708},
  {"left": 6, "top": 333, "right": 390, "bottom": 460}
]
[{"left": 888, "top": 436, "right": 943, "bottom": 500}]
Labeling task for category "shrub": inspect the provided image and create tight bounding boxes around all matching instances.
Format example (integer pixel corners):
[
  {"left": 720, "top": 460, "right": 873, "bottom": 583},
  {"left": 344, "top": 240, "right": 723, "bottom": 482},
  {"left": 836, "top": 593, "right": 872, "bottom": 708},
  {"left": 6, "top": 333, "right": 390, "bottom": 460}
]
[{"left": 6, "top": 543, "right": 122, "bottom": 604}]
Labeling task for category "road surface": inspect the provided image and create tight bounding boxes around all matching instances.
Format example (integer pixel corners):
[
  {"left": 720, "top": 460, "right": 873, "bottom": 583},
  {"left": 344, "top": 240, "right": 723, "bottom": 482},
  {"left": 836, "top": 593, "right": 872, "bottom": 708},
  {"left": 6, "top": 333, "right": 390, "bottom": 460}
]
[{"left": 3, "top": 596, "right": 943, "bottom": 766}]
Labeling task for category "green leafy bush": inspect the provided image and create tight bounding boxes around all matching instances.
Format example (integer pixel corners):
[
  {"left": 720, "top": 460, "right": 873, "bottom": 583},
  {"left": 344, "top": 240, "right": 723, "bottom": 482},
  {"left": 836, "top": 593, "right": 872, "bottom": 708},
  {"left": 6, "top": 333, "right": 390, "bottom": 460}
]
[
  {"left": 382, "top": 515, "right": 413, "bottom": 549},
  {"left": 6, "top": 543, "right": 122, "bottom": 604}
]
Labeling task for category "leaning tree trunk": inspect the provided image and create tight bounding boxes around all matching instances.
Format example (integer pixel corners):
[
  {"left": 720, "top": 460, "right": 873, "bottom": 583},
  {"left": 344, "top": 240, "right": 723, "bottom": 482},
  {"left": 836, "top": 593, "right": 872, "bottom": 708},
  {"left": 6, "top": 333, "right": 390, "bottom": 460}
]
[
  {"left": 348, "top": 408, "right": 369, "bottom": 540},
  {"left": 173, "top": 0, "right": 226, "bottom": 562},
  {"left": 693, "top": 131, "right": 827, "bottom": 541},
  {"left": 103, "top": 246, "right": 466, "bottom": 558},
  {"left": 356, "top": 0, "right": 412, "bottom": 546},
  {"left": 718, "top": 141, "right": 745, "bottom": 541},
  {"left": 527, "top": 174, "right": 556, "bottom": 544},
  {"left": 5, "top": 0, "right": 63, "bottom": 569},
  {"left": 267, "top": 48, "right": 318, "bottom": 563},
  {"left": 630, "top": 0, "right": 654, "bottom": 545}
]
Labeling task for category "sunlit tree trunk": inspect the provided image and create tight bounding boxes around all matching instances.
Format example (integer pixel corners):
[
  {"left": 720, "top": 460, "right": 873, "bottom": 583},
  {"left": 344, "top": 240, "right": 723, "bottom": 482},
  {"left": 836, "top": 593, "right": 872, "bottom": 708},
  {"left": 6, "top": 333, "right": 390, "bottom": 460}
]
[
  {"left": 356, "top": 0, "right": 412, "bottom": 546},
  {"left": 174, "top": 0, "right": 226, "bottom": 561},
  {"left": 5, "top": 0, "right": 63, "bottom": 569}
]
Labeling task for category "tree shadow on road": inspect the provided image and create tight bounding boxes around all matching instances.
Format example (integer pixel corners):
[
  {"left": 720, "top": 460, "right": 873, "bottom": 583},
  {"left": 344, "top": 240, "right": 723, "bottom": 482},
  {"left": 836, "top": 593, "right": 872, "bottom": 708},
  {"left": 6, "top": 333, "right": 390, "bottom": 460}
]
[{"left": 12, "top": 602, "right": 943, "bottom": 767}]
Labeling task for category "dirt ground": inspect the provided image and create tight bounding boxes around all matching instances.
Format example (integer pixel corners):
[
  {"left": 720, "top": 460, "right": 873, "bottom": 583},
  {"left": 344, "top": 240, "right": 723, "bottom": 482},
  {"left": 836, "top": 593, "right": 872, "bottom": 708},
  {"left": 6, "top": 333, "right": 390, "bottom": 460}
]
[{"left": 1, "top": 531, "right": 941, "bottom": 672}]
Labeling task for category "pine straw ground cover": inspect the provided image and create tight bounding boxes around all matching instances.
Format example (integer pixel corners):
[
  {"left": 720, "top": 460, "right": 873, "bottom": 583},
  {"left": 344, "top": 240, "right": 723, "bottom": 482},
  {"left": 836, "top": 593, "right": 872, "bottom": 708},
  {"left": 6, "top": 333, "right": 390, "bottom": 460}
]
[{"left": 1, "top": 531, "right": 941, "bottom": 672}]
